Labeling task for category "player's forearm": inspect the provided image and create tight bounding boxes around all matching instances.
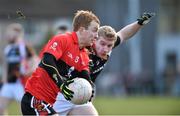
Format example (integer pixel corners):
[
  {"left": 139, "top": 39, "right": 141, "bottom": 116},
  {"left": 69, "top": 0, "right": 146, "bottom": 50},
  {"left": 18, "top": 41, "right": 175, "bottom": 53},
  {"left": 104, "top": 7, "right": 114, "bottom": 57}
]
[
  {"left": 39, "top": 53, "right": 63, "bottom": 87},
  {"left": 117, "top": 21, "right": 142, "bottom": 42},
  {"left": 80, "top": 70, "right": 91, "bottom": 82}
]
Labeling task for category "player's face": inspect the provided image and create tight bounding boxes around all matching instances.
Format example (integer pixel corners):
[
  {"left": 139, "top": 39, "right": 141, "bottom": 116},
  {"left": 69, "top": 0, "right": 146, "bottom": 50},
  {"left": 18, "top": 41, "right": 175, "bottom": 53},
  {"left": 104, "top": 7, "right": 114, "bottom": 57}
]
[
  {"left": 82, "top": 20, "right": 99, "bottom": 46},
  {"left": 6, "top": 27, "right": 22, "bottom": 43},
  {"left": 95, "top": 36, "right": 114, "bottom": 59}
]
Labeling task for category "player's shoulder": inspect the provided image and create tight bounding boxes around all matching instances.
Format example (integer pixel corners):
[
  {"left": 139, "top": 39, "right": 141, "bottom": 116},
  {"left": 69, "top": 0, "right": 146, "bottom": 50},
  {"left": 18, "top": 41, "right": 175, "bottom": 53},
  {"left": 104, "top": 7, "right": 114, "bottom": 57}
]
[
  {"left": 51, "top": 32, "right": 73, "bottom": 43},
  {"left": 4, "top": 44, "right": 11, "bottom": 54}
]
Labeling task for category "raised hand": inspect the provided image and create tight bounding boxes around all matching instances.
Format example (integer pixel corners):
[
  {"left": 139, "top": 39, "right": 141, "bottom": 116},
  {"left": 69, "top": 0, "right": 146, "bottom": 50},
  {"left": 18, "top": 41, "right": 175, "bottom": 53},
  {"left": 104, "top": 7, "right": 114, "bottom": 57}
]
[{"left": 137, "top": 12, "right": 155, "bottom": 25}]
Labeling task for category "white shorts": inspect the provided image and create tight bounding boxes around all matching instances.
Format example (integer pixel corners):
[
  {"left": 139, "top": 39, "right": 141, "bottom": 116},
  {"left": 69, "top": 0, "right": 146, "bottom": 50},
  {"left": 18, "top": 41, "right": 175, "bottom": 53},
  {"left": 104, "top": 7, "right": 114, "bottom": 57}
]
[
  {"left": 53, "top": 92, "right": 93, "bottom": 116},
  {"left": 0, "top": 79, "right": 25, "bottom": 102}
]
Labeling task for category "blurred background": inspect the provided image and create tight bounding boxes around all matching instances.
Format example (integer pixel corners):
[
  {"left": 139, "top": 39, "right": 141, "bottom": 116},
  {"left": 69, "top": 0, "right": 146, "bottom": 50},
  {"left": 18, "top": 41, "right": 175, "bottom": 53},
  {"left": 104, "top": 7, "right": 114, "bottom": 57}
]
[{"left": 0, "top": 0, "right": 180, "bottom": 115}]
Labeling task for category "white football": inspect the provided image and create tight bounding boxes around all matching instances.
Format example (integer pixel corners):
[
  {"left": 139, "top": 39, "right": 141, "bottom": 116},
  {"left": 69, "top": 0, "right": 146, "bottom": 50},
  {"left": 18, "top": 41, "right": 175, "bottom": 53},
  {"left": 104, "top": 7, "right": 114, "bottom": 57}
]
[{"left": 68, "top": 78, "right": 92, "bottom": 105}]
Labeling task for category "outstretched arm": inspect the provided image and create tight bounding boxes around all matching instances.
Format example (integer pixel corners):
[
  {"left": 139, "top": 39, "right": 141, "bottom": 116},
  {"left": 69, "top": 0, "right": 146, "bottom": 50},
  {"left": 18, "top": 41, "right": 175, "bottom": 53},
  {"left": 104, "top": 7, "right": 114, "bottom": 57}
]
[
  {"left": 117, "top": 13, "right": 155, "bottom": 43},
  {"left": 117, "top": 21, "right": 142, "bottom": 43}
]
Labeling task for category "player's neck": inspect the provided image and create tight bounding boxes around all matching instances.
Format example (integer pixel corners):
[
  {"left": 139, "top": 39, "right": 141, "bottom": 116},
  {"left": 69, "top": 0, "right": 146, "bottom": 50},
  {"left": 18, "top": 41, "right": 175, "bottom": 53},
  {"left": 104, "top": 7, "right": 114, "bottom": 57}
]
[{"left": 76, "top": 32, "right": 85, "bottom": 49}]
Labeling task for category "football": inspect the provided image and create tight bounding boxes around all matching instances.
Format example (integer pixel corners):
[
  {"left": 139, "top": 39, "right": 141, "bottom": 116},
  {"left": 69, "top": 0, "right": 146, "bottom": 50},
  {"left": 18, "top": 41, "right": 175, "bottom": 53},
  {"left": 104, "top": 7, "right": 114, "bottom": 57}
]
[{"left": 68, "top": 78, "right": 92, "bottom": 105}]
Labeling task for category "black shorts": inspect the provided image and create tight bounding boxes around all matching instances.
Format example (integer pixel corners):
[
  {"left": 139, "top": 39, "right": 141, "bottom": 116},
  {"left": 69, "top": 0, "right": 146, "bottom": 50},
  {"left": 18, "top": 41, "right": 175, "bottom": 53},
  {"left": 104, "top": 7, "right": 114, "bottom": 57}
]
[{"left": 21, "top": 92, "right": 56, "bottom": 115}]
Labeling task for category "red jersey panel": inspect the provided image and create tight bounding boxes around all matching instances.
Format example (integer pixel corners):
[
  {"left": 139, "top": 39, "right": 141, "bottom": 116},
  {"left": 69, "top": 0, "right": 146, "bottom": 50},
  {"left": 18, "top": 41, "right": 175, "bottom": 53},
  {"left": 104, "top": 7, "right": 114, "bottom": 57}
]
[{"left": 25, "top": 32, "right": 89, "bottom": 105}]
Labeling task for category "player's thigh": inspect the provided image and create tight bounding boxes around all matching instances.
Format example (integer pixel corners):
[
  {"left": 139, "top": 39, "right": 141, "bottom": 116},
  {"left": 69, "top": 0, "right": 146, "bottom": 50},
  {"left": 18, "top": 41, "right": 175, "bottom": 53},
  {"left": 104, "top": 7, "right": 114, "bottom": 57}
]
[
  {"left": 21, "top": 92, "right": 57, "bottom": 115},
  {"left": 68, "top": 103, "right": 98, "bottom": 116},
  {"left": 53, "top": 93, "right": 74, "bottom": 115}
]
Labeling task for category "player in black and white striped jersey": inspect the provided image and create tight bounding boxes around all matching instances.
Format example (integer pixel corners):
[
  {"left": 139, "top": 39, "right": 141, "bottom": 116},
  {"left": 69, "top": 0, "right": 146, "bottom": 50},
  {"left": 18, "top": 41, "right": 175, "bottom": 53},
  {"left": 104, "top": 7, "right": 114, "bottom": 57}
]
[{"left": 0, "top": 23, "right": 37, "bottom": 115}]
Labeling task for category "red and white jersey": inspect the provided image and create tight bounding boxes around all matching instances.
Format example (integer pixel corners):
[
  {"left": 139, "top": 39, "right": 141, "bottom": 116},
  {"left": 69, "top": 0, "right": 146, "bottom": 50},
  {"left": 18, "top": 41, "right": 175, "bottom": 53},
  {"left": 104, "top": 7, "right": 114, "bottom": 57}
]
[{"left": 25, "top": 32, "right": 90, "bottom": 105}]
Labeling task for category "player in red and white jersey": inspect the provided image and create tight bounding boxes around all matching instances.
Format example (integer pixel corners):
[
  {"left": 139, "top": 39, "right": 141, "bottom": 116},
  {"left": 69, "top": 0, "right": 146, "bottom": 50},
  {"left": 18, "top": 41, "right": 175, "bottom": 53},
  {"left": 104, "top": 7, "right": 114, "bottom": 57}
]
[
  {"left": 53, "top": 13, "right": 155, "bottom": 116},
  {"left": 21, "top": 10, "right": 100, "bottom": 115}
]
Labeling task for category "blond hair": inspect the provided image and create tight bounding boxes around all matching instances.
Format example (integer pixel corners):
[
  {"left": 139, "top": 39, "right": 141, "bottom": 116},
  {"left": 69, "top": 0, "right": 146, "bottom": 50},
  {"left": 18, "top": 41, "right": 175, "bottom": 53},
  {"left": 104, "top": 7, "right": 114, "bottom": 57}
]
[
  {"left": 5, "top": 23, "right": 24, "bottom": 39},
  {"left": 98, "top": 26, "right": 117, "bottom": 41},
  {"left": 73, "top": 10, "right": 100, "bottom": 31}
]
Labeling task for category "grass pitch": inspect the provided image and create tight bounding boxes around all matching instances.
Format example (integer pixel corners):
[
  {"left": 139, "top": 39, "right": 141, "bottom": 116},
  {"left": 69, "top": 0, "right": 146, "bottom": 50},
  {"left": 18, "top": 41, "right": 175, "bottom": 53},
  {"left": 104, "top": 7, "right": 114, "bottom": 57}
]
[
  {"left": 8, "top": 96, "right": 180, "bottom": 115},
  {"left": 94, "top": 96, "right": 180, "bottom": 115}
]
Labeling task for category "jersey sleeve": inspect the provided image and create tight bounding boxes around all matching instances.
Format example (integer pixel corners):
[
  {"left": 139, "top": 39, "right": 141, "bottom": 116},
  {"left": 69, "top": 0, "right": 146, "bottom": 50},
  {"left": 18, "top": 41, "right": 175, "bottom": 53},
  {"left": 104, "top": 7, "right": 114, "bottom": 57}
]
[
  {"left": 79, "top": 70, "right": 91, "bottom": 81},
  {"left": 113, "top": 36, "right": 121, "bottom": 48},
  {"left": 39, "top": 53, "right": 64, "bottom": 87},
  {"left": 43, "top": 35, "right": 67, "bottom": 60}
]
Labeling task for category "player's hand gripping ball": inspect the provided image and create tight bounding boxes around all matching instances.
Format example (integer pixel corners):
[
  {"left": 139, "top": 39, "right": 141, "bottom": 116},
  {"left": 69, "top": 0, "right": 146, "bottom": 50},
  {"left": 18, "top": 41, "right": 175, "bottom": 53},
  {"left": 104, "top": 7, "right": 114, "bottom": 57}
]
[{"left": 68, "top": 78, "right": 93, "bottom": 105}]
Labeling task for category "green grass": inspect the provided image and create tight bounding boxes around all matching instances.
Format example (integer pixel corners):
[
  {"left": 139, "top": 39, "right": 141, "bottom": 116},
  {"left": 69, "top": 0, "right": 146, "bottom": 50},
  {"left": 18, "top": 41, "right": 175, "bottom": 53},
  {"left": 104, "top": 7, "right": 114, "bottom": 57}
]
[
  {"left": 8, "top": 96, "right": 180, "bottom": 115},
  {"left": 94, "top": 96, "right": 180, "bottom": 115},
  {"left": 7, "top": 101, "right": 21, "bottom": 115}
]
